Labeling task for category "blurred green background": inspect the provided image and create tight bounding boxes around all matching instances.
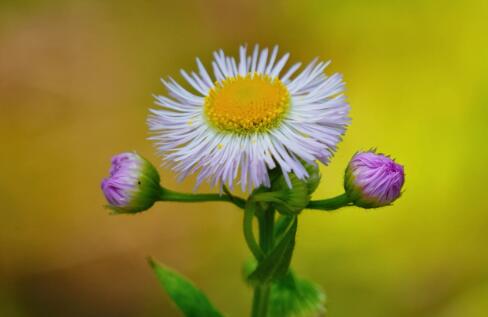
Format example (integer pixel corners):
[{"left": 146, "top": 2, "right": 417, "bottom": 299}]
[{"left": 1, "top": 0, "right": 487, "bottom": 316}]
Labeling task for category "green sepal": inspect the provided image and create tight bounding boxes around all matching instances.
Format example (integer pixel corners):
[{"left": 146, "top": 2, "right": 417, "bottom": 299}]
[
  {"left": 265, "top": 162, "right": 320, "bottom": 215},
  {"left": 303, "top": 162, "right": 321, "bottom": 195},
  {"left": 270, "top": 174, "right": 310, "bottom": 215},
  {"left": 269, "top": 270, "right": 326, "bottom": 317},
  {"left": 148, "top": 258, "right": 224, "bottom": 317},
  {"left": 247, "top": 216, "right": 297, "bottom": 285}
]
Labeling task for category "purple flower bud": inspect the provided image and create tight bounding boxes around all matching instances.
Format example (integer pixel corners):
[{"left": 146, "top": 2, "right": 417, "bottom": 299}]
[
  {"left": 344, "top": 150, "right": 405, "bottom": 208},
  {"left": 101, "top": 152, "right": 161, "bottom": 213}
]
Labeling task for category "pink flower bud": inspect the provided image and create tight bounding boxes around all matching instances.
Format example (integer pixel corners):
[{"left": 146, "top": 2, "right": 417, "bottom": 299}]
[
  {"left": 344, "top": 150, "right": 405, "bottom": 208},
  {"left": 101, "top": 152, "right": 161, "bottom": 213}
]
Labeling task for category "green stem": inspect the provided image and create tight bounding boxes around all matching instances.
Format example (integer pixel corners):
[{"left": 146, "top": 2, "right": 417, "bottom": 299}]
[
  {"left": 273, "top": 215, "right": 296, "bottom": 245},
  {"left": 258, "top": 207, "right": 275, "bottom": 252},
  {"left": 243, "top": 201, "right": 265, "bottom": 261},
  {"left": 251, "top": 287, "right": 262, "bottom": 317},
  {"left": 251, "top": 206, "right": 275, "bottom": 317},
  {"left": 159, "top": 188, "right": 246, "bottom": 209},
  {"left": 252, "top": 284, "right": 271, "bottom": 317},
  {"left": 306, "top": 193, "right": 352, "bottom": 211}
]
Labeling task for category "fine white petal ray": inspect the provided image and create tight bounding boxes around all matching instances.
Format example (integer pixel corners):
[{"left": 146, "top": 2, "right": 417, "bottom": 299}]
[
  {"left": 180, "top": 69, "right": 206, "bottom": 95},
  {"left": 196, "top": 58, "right": 214, "bottom": 87},
  {"left": 251, "top": 44, "right": 259, "bottom": 74},
  {"left": 257, "top": 48, "right": 268, "bottom": 74},
  {"left": 238, "top": 45, "right": 247, "bottom": 76},
  {"left": 280, "top": 62, "right": 301, "bottom": 83},
  {"left": 265, "top": 45, "right": 279, "bottom": 75},
  {"left": 270, "top": 53, "right": 290, "bottom": 78}
]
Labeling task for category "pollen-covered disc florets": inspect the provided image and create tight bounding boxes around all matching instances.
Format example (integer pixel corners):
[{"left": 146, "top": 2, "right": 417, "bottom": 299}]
[
  {"left": 205, "top": 74, "right": 290, "bottom": 134},
  {"left": 101, "top": 152, "right": 161, "bottom": 213},
  {"left": 149, "top": 44, "right": 350, "bottom": 191},
  {"left": 344, "top": 150, "right": 405, "bottom": 208}
]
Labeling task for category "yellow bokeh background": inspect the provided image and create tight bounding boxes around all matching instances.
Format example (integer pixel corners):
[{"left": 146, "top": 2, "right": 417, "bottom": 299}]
[{"left": 1, "top": 0, "right": 487, "bottom": 316}]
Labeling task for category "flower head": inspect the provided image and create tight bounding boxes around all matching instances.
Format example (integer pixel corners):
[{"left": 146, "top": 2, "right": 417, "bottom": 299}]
[
  {"left": 101, "top": 152, "right": 161, "bottom": 213},
  {"left": 149, "top": 44, "right": 350, "bottom": 191},
  {"left": 344, "top": 150, "right": 405, "bottom": 208}
]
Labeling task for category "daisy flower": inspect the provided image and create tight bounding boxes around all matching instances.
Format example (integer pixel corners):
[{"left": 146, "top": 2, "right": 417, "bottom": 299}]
[{"left": 148, "top": 44, "right": 350, "bottom": 192}]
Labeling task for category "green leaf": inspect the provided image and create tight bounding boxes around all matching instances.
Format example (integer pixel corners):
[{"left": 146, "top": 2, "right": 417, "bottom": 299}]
[
  {"left": 248, "top": 217, "right": 297, "bottom": 285},
  {"left": 148, "top": 258, "right": 224, "bottom": 317},
  {"left": 269, "top": 271, "right": 326, "bottom": 317}
]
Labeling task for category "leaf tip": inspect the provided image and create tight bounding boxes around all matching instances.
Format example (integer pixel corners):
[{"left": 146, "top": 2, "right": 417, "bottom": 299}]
[{"left": 147, "top": 256, "right": 157, "bottom": 269}]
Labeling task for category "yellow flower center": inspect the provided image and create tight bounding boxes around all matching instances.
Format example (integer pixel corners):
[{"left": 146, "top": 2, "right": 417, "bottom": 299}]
[{"left": 204, "top": 74, "right": 290, "bottom": 134}]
